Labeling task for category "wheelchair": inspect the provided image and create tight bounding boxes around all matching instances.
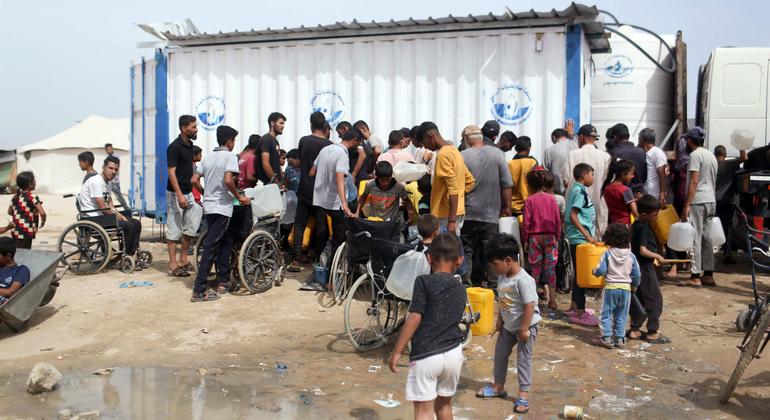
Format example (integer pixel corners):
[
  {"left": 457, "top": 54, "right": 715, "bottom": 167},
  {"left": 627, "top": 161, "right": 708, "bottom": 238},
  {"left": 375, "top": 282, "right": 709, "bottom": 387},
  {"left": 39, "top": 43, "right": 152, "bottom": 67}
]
[
  {"left": 194, "top": 205, "right": 285, "bottom": 294},
  {"left": 340, "top": 219, "right": 476, "bottom": 352},
  {"left": 57, "top": 194, "right": 152, "bottom": 275}
]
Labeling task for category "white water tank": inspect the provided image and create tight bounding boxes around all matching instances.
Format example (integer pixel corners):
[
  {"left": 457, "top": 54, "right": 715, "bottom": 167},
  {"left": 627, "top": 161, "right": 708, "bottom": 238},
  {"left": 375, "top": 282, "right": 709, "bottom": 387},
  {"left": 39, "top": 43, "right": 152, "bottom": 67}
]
[{"left": 591, "top": 25, "right": 675, "bottom": 148}]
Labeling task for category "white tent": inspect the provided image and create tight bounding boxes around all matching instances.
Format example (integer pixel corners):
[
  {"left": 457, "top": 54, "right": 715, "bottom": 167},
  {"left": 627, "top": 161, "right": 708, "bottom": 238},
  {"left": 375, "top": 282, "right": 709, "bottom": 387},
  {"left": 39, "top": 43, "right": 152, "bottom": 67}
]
[{"left": 16, "top": 115, "right": 130, "bottom": 194}]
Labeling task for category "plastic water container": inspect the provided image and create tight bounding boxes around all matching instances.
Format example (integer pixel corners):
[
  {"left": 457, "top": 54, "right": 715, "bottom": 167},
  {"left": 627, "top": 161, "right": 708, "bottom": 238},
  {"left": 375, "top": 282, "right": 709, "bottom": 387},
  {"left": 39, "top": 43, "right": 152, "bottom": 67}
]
[
  {"left": 651, "top": 206, "right": 679, "bottom": 244},
  {"left": 730, "top": 129, "right": 755, "bottom": 150},
  {"left": 281, "top": 191, "right": 297, "bottom": 225},
  {"left": 386, "top": 250, "right": 430, "bottom": 300},
  {"left": 667, "top": 222, "right": 696, "bottom": 252},
  {"left": 244, "top": 184, "right": 282, "bottom": 219},
  {"left": 466, "top": 287, "right": 495, "bottom": 337},
  {"left": 393, "top": 161, "right": 429, "bottom": 183},
  {"left": 576, "top": 243, "right": 608, "bottom": 288},
  {"left": 705, "top": 216, "right": 726, "bottom": 246}
]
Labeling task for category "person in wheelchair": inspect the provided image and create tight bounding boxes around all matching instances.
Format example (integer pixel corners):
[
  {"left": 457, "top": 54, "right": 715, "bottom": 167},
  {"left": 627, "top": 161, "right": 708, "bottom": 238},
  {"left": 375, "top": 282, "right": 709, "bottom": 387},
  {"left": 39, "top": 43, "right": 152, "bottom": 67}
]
[{"left": 78, "top": 155, "right": 143, "bottom": 267}]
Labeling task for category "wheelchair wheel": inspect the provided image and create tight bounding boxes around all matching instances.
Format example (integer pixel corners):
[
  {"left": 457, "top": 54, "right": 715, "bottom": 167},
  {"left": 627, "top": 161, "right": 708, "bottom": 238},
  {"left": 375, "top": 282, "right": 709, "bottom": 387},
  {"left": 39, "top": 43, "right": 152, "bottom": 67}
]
[
  {"left": 720, "top": 307, "right": 770, "bottom": 403},
  {"left": 120, "top": 255, "right": 135, "bottom": 274},
  {"left": 329, "top": 241, "right": 352, "bottom": 304},
  {"left": 344, "top": 273, "right": 390, "bottom": 351},
  {"left": 136, "top": 250, "right": 153, "bottom": 267},
  {"left": 238, "top": 230, "right": 282, "bottom": 294},
  {"left": 57, "top": 220, "right": 112, "bottom": 275}
]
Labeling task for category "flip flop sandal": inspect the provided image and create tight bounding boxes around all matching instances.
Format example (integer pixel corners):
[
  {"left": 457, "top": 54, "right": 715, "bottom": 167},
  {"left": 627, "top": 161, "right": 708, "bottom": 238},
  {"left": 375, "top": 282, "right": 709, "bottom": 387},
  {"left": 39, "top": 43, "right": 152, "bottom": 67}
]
[
  {"left": 514, "top": 398, "right": 529, "bottom": 414},
  {"left": 179, "top": 262, "right": 194, "bottom": 271},
  {"left": 168, "top": 267, "right": 191, "bottom": 277},
  {"left": 475, "top": 384, "right": 507, "bottom": 399},
  {"left": 646, "top": 334, "right": 672, "bottom": 344},
  {"left": 676, "top": 281, "right": 702, "bottom": 288},
  {"left": 626, "top": 330, "right": 646, "bottom": 340}
]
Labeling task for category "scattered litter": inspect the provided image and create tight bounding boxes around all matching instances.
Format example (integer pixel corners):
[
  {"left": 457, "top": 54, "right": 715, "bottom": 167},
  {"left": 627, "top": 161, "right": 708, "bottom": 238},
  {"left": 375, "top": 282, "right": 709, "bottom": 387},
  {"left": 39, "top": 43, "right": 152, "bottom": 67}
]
[
  {"left": 678, "top": 366, "right": 691, "bottom": 373},
  {"left": 663, "top": 348, "right": 672, "bottom": 352},
  {"left": 82, "top": 310, "right": 89, "bottom": 314},
  {"left": 639, "top": 343, "right": 651, "bottom": 350},
  {"left": 197, "top": 368, "right": 207, "bottom": 375},
  {"left": 221, "top": 388, "right": 229, "bottom": 395},
  {"left": 227, "top": 353, "right": 238, "bottom": 357},
  {"left": 200, "top": 328, "right": 209, "bottom": 334},
  {"left": 92, "top": 368, "right": 114, "bottom": 376},
  {"left": 345, "top": 366, "right": 352, "bottom": 370},
  {"left": 544, "top": 359, "right": 564, "bottom": 364},
  {"left": 633, "top": 387, "right": 642, "bottom": 391},
  {"left": 299, "top": 393, "right": 312, "bottom": 405},
  {"left": 368, "top": 365, "right": 381, "bottom": 373},
  {"left": 374, "top": 394, "right": 401, "bottom": 408},
  {"left": 40, "top": 347, "right": 55, "bottom": 352},
  {"left": 119, "top": 280, "right": 154, "bottom": 288},
  {"left": 589, "top": 390, "right": 652, "bottom": 414},
  {"left": 311, "top": 387, "right": 325, "bottom": 396},
  {"left": 258, "top": 362, "right": 268, "bottom": 367},
  {"left": 563, "top": 404, "right": 584, "bottom": 419},
  {"left": 274, "top": 363, "right": 288, "bottom": 376},
  {"left": 57, "top": 356, "right": 63, "bottom": 360},
  {"left": 562, "top": 345, "right": 575, "bottom": 349},
  {"left": 507, "top": 367, "right": 518, "bottom": 374},
  {"left": 209, "top": 368, "right": 224, "bottom": 376},
  {"left": 637, "top": 374, "right": 658, "bottom": 382},
  {"left": 471, "top": 345, "right": 485, "bottom": 353},
  {"left": 228, "top": 364, "right": 239, "bottom": 368}
]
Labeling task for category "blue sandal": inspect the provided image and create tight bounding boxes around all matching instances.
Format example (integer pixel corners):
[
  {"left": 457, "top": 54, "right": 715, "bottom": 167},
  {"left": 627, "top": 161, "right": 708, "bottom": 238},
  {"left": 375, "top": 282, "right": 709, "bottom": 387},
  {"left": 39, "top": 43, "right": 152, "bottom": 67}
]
[
  {"left": 514, "top": 398, "right": 529, "bottom": 414},
  {"left": 475, "top": 384, "right": 507, "bottom": 399}
]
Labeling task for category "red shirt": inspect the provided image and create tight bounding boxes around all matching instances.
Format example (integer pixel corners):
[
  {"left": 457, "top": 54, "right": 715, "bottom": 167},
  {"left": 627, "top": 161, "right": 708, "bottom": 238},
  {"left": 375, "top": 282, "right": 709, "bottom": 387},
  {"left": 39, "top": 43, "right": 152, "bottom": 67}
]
[
  {"left": 521, "top": 192, "right": 561, "bottom": 245},
  {"left": 238, "top": 151, "right": 257, "bottom": 189},
  {"left": 603, "top": 183, "right": 635, "bottom": 225}
]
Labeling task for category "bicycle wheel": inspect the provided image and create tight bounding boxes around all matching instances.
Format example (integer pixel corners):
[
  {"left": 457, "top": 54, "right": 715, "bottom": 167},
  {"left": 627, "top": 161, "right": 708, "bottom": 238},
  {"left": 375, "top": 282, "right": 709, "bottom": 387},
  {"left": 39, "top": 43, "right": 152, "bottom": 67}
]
[
  {"left": 344, "top": 273, "right": 389, "bottom": 351},
  {"left": 329, "top": 241, "right": 350, "bottom": 304},
  {"left": 719, "top": 306, "right": 770, "bottom": 403}
]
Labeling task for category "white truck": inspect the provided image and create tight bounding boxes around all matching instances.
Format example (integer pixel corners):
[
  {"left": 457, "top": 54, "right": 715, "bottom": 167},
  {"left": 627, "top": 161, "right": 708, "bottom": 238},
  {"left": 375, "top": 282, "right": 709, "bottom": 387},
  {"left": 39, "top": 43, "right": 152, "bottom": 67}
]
[{"left": 697, "top": 47, "right": 770, "bottom": 154}]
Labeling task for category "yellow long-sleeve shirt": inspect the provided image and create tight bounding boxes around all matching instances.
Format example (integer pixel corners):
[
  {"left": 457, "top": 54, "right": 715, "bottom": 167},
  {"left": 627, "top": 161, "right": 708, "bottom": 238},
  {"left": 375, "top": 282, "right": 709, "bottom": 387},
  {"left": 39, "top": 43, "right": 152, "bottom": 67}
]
[{"left": 431, "top": 145, "right": 475, "bottom": 218}]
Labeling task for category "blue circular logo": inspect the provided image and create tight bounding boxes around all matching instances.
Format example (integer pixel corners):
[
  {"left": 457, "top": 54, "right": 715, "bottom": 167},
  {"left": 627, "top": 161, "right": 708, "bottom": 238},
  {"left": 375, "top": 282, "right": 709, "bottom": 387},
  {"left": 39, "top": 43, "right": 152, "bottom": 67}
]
[
  {"left": 603, "top": 55, "right": 634, "bottom": 78},
  {"left": 311, "top": 90, "right": 345, "bottom": 126},
  {"left": 490, "top": 84, "right": 532, "bottom": 126},
  {"left": 196, "top": 96, "right": 226, "bottom": 130}
]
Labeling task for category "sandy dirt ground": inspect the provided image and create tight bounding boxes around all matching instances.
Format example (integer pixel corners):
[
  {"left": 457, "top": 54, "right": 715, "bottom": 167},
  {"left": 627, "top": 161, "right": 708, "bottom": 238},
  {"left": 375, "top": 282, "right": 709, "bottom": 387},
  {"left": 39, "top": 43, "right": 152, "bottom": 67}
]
[{"left": 0, "top": 193, "right": 768, "bottom": 419}]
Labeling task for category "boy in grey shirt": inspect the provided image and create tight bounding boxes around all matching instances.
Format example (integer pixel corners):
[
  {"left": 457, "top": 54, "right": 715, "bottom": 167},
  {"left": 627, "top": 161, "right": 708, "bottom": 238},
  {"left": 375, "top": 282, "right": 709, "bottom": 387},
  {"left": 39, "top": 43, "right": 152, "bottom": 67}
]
[{"left": 477, "top": 233, "right": 540, "bottom": 415}]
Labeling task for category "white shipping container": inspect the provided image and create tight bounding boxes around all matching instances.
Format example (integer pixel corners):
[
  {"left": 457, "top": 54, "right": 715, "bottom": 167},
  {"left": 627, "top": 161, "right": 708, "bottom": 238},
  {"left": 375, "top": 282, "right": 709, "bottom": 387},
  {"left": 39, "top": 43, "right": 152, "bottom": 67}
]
[{"left": 130, "top": 6, "right": 609, "bottom": 221}]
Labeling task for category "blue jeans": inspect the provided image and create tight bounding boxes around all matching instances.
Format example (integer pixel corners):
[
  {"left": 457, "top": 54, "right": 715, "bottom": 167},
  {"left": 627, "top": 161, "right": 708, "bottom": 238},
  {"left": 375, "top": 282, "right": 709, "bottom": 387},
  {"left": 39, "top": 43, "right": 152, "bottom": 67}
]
[{"left": 600, "top": 288, "right": 631, "bottom": 339}]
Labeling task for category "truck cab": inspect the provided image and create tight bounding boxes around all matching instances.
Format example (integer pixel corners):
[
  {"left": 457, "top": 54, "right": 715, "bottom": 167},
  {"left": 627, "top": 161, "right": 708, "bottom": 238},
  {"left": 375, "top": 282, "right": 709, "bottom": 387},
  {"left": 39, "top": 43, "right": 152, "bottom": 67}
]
[{"left": 697, "top": 47, "right": 770, "bottom": 156}]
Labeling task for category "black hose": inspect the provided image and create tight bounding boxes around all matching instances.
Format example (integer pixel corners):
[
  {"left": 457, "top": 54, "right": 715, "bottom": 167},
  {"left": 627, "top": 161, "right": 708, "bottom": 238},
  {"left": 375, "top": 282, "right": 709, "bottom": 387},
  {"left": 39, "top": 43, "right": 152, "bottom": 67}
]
[{"left": 597, "top": 10, "right": 677, "bottom": 74}]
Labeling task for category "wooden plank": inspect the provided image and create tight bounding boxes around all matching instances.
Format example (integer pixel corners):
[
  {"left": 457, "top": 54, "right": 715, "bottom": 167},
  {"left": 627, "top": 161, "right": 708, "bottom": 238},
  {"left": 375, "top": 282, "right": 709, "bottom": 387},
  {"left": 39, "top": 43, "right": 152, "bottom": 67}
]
[{"left": 674, "top": 30, "right": 687, "bottom": 142}]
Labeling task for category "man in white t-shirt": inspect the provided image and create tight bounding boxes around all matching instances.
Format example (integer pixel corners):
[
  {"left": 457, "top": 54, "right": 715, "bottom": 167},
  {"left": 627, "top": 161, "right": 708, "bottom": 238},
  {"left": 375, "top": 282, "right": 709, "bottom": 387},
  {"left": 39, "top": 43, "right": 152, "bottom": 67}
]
[
  {"left": 79, "top": 155, "right": 143, "bottom": 265},
  {"left": 190, "top": 125, "right": 251, "bottom": 302},
  {"left": 308, "top": 130, "right": 357, "bottom": 287},
  {"left": 638, "top": 127, "right": 668, "bottom": 206}
]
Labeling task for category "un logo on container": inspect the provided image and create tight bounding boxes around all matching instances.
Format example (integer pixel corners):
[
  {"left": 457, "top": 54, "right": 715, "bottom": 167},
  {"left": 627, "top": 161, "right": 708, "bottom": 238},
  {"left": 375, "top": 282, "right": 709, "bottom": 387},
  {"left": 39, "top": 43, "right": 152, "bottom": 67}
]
[
  {"left": 604, "top": 55, "right": 634, "bottom": 78},
  {"left": 490, "top": 84, "right": 532, "bottom": 126},
  {"left": 311, "top": 91, "right": 345, "bottom": 126},
  {"left": 196, "top": 96, "right": 226, "bottom": 130}
]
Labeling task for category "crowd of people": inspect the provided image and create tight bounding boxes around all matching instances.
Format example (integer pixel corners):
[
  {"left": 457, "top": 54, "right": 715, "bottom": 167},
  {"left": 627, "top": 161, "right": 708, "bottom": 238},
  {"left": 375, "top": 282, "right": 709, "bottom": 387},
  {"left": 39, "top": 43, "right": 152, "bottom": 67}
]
[{"left": 1, "top": 107, "right": 751, "bottom": 418}]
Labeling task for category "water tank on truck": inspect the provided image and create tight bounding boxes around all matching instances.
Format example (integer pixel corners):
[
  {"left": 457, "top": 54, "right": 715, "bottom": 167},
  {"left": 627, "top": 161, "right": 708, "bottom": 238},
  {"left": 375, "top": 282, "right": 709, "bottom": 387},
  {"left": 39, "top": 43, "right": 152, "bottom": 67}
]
[{"left": 591, "top": 25, "right": 676, "bottom": 149}]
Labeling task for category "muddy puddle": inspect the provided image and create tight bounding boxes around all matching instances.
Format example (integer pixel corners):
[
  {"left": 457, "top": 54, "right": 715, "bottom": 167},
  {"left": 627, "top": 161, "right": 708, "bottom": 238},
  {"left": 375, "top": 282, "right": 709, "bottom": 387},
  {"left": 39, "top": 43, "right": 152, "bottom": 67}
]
[{"left": 0, "top": 366, "right": 446, "bottom": 419}]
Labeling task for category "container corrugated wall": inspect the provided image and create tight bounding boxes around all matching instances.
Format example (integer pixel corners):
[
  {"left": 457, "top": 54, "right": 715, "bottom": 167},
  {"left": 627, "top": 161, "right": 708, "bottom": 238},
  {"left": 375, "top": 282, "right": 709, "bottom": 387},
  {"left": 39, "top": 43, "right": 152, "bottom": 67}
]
[
  {"left": 130, "top": 58, "right": 158, "bottom": 215},
  {"left": 167, "top": 28, "right": 569, "bottom": 159}
]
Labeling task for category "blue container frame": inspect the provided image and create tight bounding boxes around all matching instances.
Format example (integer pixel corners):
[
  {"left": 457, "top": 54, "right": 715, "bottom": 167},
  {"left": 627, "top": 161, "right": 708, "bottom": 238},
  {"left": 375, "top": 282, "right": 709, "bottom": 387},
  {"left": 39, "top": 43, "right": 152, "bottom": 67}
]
[
  {"left": 565, "top": 24, "right": 583, "bottom": 129},
  {"left": 154, "top": 49, "right": 170, "bottom": 223}
]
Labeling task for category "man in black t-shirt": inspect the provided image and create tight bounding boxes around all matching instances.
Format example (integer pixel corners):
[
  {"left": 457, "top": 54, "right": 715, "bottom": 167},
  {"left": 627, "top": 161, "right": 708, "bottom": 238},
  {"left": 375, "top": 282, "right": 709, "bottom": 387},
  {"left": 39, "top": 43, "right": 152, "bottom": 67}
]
[
  {"left": 166, "top": 115, "right": 204, "bottom": 277},
  {"left": 288, "top": 112, "right": 333, "bottom": 272},
  {"left": 256, "top": 112, "right": 286, "bottom": 185},
  {"left": 714, "top": 145, "right": 747, "bottom": 262}
]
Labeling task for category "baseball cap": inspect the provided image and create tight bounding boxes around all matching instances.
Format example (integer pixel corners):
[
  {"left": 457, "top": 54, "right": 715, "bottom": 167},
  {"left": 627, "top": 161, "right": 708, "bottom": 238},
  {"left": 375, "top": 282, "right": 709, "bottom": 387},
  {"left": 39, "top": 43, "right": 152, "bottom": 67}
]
[
  {"left": 481, "top": 120, "right": 500, "bottom": 138},
  {"left": 577, "top": 124, "right": 599, "bottom": 138},
  {"left": 686, "top": 127, "right": 705, "bottom": 140}
]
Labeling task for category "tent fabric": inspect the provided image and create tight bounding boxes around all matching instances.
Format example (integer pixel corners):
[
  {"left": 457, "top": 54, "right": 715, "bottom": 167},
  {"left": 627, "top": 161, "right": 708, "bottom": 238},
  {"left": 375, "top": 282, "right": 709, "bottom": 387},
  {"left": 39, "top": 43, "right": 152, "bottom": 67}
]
[
  {"left": 14, "top": 116, "right": 130, "bottom": 194},
  {"left": 16, "top": 115, "right": 129, "bottom": 152}
]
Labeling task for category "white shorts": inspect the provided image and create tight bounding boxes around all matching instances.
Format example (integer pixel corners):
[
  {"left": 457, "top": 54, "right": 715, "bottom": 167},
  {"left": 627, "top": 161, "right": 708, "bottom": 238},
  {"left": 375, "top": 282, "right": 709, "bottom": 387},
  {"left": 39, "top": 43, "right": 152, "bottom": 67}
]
[
  {"left": 405, "top": 344, "right": 464, "bottom": 402},
  {"left": 166, "top": 191, "right": 203, "bottom": 241}
]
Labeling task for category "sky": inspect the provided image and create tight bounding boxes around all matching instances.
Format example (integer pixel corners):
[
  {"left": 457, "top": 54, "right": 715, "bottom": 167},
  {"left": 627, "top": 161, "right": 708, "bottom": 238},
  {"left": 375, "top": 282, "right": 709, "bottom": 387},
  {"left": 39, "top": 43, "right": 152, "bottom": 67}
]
[{"left": 1, "top": 0, "right": 768, "bottom": 150}]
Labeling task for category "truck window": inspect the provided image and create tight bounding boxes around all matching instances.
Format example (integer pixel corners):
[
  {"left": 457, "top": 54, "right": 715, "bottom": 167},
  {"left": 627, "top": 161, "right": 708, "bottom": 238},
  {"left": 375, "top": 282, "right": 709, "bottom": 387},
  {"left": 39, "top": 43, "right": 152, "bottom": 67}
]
[{"left": 722, "top": 63, "right": 762, "bottom": 105}]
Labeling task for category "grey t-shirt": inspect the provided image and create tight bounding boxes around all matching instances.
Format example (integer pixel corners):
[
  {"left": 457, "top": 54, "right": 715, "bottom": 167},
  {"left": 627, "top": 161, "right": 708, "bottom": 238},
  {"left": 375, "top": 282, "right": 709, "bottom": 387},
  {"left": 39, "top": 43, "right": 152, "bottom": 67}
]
[
  {"left": 196, "top": 147, "right": 240, "bottom": 217},
  {"left": 313, "top": 143, "right": 350, "bottom": 211},
  {"left": 543, "top": 139, "right": 578, "bottom": 195},
  {"left": 497, "top": 268, "right": 542, "bottom": 332},
  {"left": 687, "top": 147, "right": 718, "bottom": 204},
  {"left": 461, "top": 146, "right": 513, "bottom": 223}
]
